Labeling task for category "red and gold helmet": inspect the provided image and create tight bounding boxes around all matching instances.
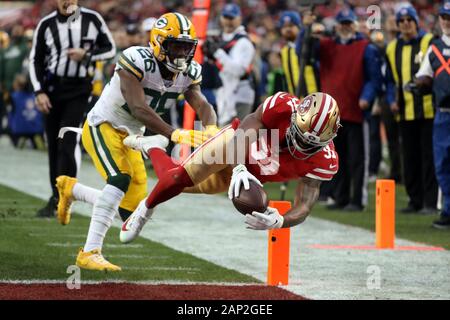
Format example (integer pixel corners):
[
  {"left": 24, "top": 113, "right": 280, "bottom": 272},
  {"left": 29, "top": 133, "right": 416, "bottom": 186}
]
[
  {"left": 149, "top": 12, "right": 198, "bottom": 73},
  {"left": 286, "top": 92, "right": 341, "bottom": 159}
]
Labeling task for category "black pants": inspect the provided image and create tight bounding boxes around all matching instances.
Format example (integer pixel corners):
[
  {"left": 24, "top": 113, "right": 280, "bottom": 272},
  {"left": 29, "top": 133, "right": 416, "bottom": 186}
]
[
  {"left": 368, "top": 115, "right": 382, "bottom": 175},
  {"left": 381, "top": 103, "right": 402, "bottom": 182},
  {"left": 399, "top": 119, "right": 438, "bottom": 209},
  {"left": 332, "top": 120, "right": 365, "bottom": 207},
  {"left": 45, "top": 80, "right": 91, "bottom": 198}
]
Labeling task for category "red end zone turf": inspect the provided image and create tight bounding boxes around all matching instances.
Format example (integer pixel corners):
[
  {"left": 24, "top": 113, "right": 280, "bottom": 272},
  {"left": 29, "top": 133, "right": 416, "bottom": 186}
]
[{"left": 0, "top": 283, "right": 306, "bottom": 300}]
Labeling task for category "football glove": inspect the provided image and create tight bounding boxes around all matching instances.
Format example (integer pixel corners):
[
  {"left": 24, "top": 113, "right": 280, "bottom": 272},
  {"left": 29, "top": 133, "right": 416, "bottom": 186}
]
[
  {"left": 245, "top": 207, "right": 284, "bottom": 230},
  {"left": 228, "top": 164, "right": 263, "bottom": 199},
  {"left": 171, "top": 129, "right": 207, "bottom": 147}
]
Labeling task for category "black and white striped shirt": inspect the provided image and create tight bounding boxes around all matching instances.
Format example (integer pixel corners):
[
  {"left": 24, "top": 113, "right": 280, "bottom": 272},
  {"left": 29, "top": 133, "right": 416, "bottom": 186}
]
[{"left": 29, "top": 7, "right": 116, "bottom": 94}]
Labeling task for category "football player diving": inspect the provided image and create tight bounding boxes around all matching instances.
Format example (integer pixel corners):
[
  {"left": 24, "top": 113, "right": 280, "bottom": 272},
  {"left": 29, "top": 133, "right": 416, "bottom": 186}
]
[
  {"left": 56, "top": 13, "right": 219, "bottom": 271},
  {"left": 119, "top": 91, "right": 341, "bottom": 244}
]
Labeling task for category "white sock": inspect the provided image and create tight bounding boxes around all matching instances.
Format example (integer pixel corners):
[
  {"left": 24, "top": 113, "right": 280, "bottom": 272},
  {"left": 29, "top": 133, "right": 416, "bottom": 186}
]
[
  {"left": 84, "top": 184, "right": 124, "bottom": 252},
  {"left": 73, "top": 182, "right": 101, "bottom": 205}
]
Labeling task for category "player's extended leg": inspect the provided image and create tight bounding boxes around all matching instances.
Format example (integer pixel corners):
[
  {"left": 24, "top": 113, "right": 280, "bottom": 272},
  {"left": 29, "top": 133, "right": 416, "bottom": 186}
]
[
  {"left": 117, "top": 146, "right": 148, "bottom": 221},
  {"left": 56, "top": 128, "right": 150, "bottom": 224},
  {"left": 56, "top": 175, "right": 101, "bottom": 225},
  {"left": 120, "top": 123, "right": 237, "bottom": 243},
  {"left": 76, "top": 121, "right": 137, "bottom": 271},
  {"left": 183, "top": 166, "right": 232, "bottom": 194}
]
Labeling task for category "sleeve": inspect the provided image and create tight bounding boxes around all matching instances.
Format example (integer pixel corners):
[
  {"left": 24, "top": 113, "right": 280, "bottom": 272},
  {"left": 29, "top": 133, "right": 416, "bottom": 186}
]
[
  {"left": 360, "top": 43, "right": 383, "bottom": 104},
  {"left": 304, "top": 143, "right": 339, "bottom": 181},
  {"left": 186, "top": 60, "right": 203, "bottom": 85},
  {"left": 384, "top": 56, "right": 397, "bottom": 106},
  {"left": 213, "top": 37, "right": 255, "bottom": 78},
  {"left": 29, "top": 19, "right": 48, "bottom": 94},
  {"left": 416, "top": 46, "right": 434, "bottom": 78},
  {"left": 295, "top": 28, "right": 320, "bottom": 62},
  {"left": 116, "top": 47, "right": 146, "bottom": 81},
  {"left": 260, "top": 92, "right": 297, "bottom": 129},
  {"left": 89, "top": 12, "right": 116, "bottom": 62}
]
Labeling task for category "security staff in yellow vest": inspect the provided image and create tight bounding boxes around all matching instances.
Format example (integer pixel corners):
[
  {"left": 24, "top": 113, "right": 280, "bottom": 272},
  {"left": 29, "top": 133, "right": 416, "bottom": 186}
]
[
  {"left": 385, "top": 5, "right": 438, "bottom": 214},
  {"left": 278, "top": 11, "right": 318, "bottom": 97}
]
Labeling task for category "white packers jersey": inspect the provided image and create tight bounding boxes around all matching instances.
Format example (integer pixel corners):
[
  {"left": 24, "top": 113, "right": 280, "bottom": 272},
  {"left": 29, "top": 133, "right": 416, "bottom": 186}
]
[{"left": 87, "top": 46, "right": 202, "bottom": 135}]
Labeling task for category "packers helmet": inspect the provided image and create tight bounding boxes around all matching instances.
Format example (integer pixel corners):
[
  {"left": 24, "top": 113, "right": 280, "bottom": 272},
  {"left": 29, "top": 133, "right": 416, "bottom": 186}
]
[
  {"left": 149, "top": 12, "right": 198, "bottom": 73},
  {"left": 286, "top": 92, "right": 341, "bottom": 159}
]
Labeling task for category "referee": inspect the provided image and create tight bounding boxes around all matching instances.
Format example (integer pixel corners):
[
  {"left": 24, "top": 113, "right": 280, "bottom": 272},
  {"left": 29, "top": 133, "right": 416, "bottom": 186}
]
[{"left": 30, "top": 0, "right": 115, "bottom": 217}]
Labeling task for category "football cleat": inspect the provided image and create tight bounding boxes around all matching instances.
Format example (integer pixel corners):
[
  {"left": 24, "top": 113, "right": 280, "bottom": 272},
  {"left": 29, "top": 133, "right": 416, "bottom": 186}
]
[
  {"left": 120, "top": 200, "right": 154, "bottom": 243},
  {"left": 123, "top": 134, "right": 169, "bottom": 154},
  {"left": 76, "top": 248, "right": 121, "bottom": 272},
  {"left": 56, "top": 175, "right": 77, "bottom": 225}
]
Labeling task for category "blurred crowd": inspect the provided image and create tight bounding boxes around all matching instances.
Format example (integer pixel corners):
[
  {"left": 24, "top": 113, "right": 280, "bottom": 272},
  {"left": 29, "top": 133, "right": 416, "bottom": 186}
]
[{"left": 0, "top": 0, "right": 448, "bottom": 221}]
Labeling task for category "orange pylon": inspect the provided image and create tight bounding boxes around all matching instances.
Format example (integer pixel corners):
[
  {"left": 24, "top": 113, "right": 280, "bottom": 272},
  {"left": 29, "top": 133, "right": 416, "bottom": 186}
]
[
  {"left": 375, "top": 179, "right": 396, "bottom": 249},
  {"left": 267, "top": 200, "right": 291, "bottom": 286}
]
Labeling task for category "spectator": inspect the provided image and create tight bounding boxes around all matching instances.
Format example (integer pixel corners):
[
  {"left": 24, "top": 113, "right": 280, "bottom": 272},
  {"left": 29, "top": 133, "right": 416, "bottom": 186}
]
[
  {"left": 414, "top": 1, "right": 450, "bottom": 228},
  {"left": 0, "top": 30, "right": 10, "bottom": 135},
  {"left": 367, "top": 30, "right": 386, "bottom": 182},
  {"left": 8, "top": 74, "right": 44, "bottom": 149},
  {"left": 300, "top": 8, "right": 382, "bottom": 211},
  {"left": 380, "top": 16, "right": 403, "bottom": 183},
  {"left": 385, "top": 5, "right": 438, "bottom": 214},
  {"left": 126, "top": 23, "right": 142, "bottom": 46},
  {"left": 29, "top": 0, "right": 116, "bottom": 217},
  {"left": 204, "top": 3, "right": 256, "bottom": 125},
  {"left": 266, "top": 50, "right": 286, "bottom": 96},
  {"left": 1, "top": 25, "right": 29, "bottom": 94},
  {"left": 278, "top": 10, "right": 318, "bottom": 97}
]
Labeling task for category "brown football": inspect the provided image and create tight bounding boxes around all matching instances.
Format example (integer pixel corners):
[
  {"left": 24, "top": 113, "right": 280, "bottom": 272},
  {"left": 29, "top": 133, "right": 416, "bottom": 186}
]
[{"left": 232, "top": 181, "right": 269, "bottom": 215}]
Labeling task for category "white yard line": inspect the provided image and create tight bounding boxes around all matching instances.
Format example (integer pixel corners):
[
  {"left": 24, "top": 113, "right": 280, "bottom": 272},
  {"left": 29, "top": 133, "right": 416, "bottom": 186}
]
[
  {"left": 0, "top": 279, "right": 261, "bottom": 286},
  {"left": 45, "top": 242, "right": 143, "bottom": 248},
  {"left": 0, "top": 138, "right": 449, "bottom": 299}
]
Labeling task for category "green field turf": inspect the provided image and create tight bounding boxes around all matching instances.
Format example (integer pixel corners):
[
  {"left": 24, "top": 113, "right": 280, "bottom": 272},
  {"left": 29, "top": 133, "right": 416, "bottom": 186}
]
[
  {"left": 0, "top": 184, "right": 257, "bottom": 283},
  {"left": 263, "top": 181, "right": 450, "bottom": 250}
]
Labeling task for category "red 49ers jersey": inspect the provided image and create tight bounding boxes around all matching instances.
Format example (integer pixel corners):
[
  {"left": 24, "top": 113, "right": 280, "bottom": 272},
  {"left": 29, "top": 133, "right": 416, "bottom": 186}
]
[{"left": 245, "top": 92, "right": 339, "bottom": 183}]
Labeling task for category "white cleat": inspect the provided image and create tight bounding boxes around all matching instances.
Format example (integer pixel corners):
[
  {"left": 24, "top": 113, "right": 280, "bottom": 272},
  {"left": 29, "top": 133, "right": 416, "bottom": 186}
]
[
  {"left": 123, "top": 134, "right": 169, "bottom": 154},
  {"left": 120, "top": 200, "right": 154, "bottom": 243}
]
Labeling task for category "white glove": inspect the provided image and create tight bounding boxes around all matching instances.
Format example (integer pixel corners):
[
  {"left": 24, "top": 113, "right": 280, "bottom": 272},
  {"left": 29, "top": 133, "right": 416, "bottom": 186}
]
[
  {"left": 228, "top": 164, "right": 263, "bottom": 200},
  {"left": 245, "top": 207, "right": 284, "bottom": 230}
]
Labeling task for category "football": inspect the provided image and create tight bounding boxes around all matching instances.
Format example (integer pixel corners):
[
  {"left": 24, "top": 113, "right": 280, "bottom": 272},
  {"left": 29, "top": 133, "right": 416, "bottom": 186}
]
[{"left": 232, "top": 181, "right": 269, "bottom": 215}]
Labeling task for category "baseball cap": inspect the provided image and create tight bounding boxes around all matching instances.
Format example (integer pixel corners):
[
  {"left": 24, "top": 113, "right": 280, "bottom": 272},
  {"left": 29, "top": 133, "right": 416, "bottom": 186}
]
[
  {"left": 278, "top": 11, "right": 301, "bottom": 28},
  {"left": 221, "top": 3, "right": 241, "bottom": 18},
  {"left": 336, "top": 8, "right": 357, "bottom": 23},
  {"left": 395, "top": 6, "right": 419, "bottom": 25},
  {"left": 439, "top": 1, "right": 450, "bottom": 16}
]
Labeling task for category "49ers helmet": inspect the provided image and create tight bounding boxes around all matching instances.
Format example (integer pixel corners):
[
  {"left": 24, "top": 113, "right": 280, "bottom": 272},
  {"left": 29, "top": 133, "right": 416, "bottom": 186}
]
[
  {"left": 149, "top": 12, "right": 198, "bottom": 73},
  {"left": 286, "top": 92, "right": 341, "bottom": 159}
]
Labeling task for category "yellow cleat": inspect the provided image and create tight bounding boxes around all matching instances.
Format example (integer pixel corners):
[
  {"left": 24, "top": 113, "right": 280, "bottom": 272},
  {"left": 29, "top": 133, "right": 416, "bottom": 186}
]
[
  {"left": 55, "top": 175, "right": 77, "bottom": 225},
  {"left": 76, "top": 248, "right": 122, "bottom": 272}
]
